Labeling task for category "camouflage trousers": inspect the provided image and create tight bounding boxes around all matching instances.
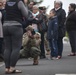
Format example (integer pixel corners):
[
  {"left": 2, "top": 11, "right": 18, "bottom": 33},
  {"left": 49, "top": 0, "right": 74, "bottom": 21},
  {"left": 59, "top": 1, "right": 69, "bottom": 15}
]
[{"left": 20, "top": 46, "right": 41, "bottom": 58}]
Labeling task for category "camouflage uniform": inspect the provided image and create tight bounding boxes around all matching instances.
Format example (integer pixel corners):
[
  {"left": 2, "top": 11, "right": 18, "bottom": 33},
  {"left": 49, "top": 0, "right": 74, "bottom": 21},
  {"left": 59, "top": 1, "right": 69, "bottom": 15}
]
[{"left": 20, "top": 33, "right": 41, "bottom": 58}]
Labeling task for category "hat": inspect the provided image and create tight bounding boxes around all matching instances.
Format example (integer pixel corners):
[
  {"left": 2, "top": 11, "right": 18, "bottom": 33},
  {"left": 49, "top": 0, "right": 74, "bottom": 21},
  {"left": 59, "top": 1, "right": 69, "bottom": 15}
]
[
  {"left": 25, "top": 25, "right": 33, "bottom": 31},
  {"left": 39, "top": 6, "right": 46, "bottom": 10}
]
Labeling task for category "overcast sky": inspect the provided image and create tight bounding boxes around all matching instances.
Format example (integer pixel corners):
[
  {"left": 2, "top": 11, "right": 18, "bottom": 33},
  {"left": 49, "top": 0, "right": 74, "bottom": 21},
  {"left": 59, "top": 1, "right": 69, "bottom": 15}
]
[{"left": 39, "top": 0, "right": 76, "bottom": 15}]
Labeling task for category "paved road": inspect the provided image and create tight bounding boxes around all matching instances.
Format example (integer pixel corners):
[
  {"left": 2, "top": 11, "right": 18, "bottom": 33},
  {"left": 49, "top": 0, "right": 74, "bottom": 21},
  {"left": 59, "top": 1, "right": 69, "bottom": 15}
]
[{"left": 0, "top": 43, "right": 76, "bottom": 75}]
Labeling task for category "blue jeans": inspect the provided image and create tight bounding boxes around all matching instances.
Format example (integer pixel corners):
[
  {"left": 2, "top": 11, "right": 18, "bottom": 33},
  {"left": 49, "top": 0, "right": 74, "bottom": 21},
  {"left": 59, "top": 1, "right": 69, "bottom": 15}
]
[{"left": 49, "top": 39, "right": 58, "bottom": 57}]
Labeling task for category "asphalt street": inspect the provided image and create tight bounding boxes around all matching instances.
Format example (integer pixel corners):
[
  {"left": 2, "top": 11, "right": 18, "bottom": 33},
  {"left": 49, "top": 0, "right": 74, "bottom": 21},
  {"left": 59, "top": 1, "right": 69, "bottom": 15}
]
[{"left": 0, "top": 43, "right": 76, "bottom": 75}]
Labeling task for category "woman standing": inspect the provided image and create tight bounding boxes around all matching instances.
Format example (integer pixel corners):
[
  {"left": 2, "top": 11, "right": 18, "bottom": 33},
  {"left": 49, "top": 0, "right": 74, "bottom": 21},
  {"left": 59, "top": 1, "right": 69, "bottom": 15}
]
[
  {"left": 3, "top": 0, "right": 28, "bottom": 73},
  {"left": 66, "top": 3, "right": 76, "bottom": 56}
]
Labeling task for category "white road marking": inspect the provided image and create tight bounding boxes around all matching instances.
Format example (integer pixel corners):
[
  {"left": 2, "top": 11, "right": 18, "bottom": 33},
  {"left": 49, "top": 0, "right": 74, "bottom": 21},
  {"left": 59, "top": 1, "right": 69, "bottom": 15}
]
[{"left": 55, "top": 74, "right": 76, "bottom": 75}]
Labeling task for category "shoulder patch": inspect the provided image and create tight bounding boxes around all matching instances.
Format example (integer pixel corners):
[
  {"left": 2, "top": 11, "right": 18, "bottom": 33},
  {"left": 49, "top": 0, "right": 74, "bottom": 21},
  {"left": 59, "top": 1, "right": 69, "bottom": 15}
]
[{"left": 7, "top": 2, "right": 16, "bottom": 6}]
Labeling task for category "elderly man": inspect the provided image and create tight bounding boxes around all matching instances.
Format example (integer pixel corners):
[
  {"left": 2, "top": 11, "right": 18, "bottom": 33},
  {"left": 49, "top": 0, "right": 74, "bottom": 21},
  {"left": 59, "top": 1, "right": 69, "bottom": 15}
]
[{"left": 52, "top": 0, "right": 66, "bottom": 59}]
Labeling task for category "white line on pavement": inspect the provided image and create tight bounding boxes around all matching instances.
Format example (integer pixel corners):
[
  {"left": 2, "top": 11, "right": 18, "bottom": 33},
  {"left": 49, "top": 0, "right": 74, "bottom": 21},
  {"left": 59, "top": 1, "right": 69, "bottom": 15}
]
[{"left": 55, "top": 74, "right": 76, "bottom": 75}]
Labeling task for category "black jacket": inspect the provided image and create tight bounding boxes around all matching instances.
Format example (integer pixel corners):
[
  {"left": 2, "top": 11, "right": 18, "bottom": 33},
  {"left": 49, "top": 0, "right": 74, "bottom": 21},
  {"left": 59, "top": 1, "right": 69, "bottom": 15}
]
[
  {"left": 66, "top": 11, "right": 76, "bottom": 32},
  {"left": 47, "top": 16, "right": 58, "bottom": 40},
  {"left": 5, "top": 0, "right": 23, "bottom": 23},
  {"left": 53, "top": 8, "right": 66, "bottom": 37}
]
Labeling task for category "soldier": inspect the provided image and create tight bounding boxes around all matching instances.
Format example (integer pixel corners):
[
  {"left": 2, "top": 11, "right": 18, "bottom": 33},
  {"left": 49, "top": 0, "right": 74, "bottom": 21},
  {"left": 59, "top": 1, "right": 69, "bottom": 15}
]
[{"left": 20, "top": 25, "right": 41, "bottom": 65}]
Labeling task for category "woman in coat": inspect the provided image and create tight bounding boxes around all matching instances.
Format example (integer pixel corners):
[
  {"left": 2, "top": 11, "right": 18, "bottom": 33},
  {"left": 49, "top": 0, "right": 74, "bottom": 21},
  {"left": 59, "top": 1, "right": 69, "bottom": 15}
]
[{"left": 66, "top": 3, "right": 76, "bottom": 56}]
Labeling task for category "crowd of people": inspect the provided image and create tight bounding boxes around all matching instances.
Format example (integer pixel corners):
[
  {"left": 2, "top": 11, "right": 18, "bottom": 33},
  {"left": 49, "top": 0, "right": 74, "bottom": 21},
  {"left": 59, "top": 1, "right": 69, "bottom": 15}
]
[{"left": 0, "top": 0, "right": 76, "bottom": 74}]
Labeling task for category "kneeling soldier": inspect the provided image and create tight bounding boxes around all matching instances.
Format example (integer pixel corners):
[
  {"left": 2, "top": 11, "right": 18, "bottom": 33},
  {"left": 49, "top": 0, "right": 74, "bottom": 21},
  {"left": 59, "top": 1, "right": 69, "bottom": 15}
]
[{"left": 20, "top": 25, "right": 41, "bottom": 65}]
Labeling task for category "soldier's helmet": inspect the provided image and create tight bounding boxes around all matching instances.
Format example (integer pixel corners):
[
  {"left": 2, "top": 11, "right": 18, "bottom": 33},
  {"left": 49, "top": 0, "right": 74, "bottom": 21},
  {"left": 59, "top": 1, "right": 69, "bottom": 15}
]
[{"left": 25, "top": 25, "right": 33, "bottom": 31}]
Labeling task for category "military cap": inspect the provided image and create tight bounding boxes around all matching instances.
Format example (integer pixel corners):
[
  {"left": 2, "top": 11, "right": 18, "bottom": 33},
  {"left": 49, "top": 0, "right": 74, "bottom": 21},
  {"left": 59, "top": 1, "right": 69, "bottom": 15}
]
[
  {"left": 39, "top": 6, "right": 46, "bottom": 10},
  {"left": 25, "top": 25, "right": 33, "bottom": 31}
]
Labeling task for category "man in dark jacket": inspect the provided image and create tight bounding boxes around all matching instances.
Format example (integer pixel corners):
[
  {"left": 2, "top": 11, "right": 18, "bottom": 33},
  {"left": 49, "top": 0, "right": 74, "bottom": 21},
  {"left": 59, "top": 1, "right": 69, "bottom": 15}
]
[{"left": 52, "top": 0, "right": 66, "bottom": 59}]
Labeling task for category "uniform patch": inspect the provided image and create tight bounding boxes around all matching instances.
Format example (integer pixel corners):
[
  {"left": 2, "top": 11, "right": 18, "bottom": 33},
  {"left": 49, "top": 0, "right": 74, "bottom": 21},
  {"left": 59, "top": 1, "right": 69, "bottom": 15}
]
[{"left": 7, "top": 2, "right": 16, "bottom": 6}]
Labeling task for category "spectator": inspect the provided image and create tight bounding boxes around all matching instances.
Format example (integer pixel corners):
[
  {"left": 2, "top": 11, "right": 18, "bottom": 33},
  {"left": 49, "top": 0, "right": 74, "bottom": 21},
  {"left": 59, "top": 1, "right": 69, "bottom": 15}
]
[
  {"left": 28, "top": 5, "right": 43, "bottom": 33},
  {"left": 39, "top": 6, "right": 50, "bottom": 55},
  {"left": 66, "top": 3, "right": 76, "bottom": 56},
  {"left": 31, "top": 5, "right": 40, "bottom": 32},
  {"left": 28, "top": 1, "right": 36, "bottom": 11},
  {"left": 47, "top": 9, "right": 58, "bottom": 60},
  {"left": 53, "top": 0, "right": 66, "bottom": 59},
  {"left": 3, "top": 0, "right": 28, "bottom": 74},
  {"left": 38, "top": 6, "right": 48, "bottom": 59}
]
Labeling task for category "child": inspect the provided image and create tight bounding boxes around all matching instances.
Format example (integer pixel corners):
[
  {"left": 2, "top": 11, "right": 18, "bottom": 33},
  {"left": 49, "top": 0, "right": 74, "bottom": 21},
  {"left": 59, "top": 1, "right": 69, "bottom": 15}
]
[
  {"left": 47, "top": 9, "right": 58, "bottom": 60},
  {"left": 20, "top": 25, "right": 41, "bottom": 65}
]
